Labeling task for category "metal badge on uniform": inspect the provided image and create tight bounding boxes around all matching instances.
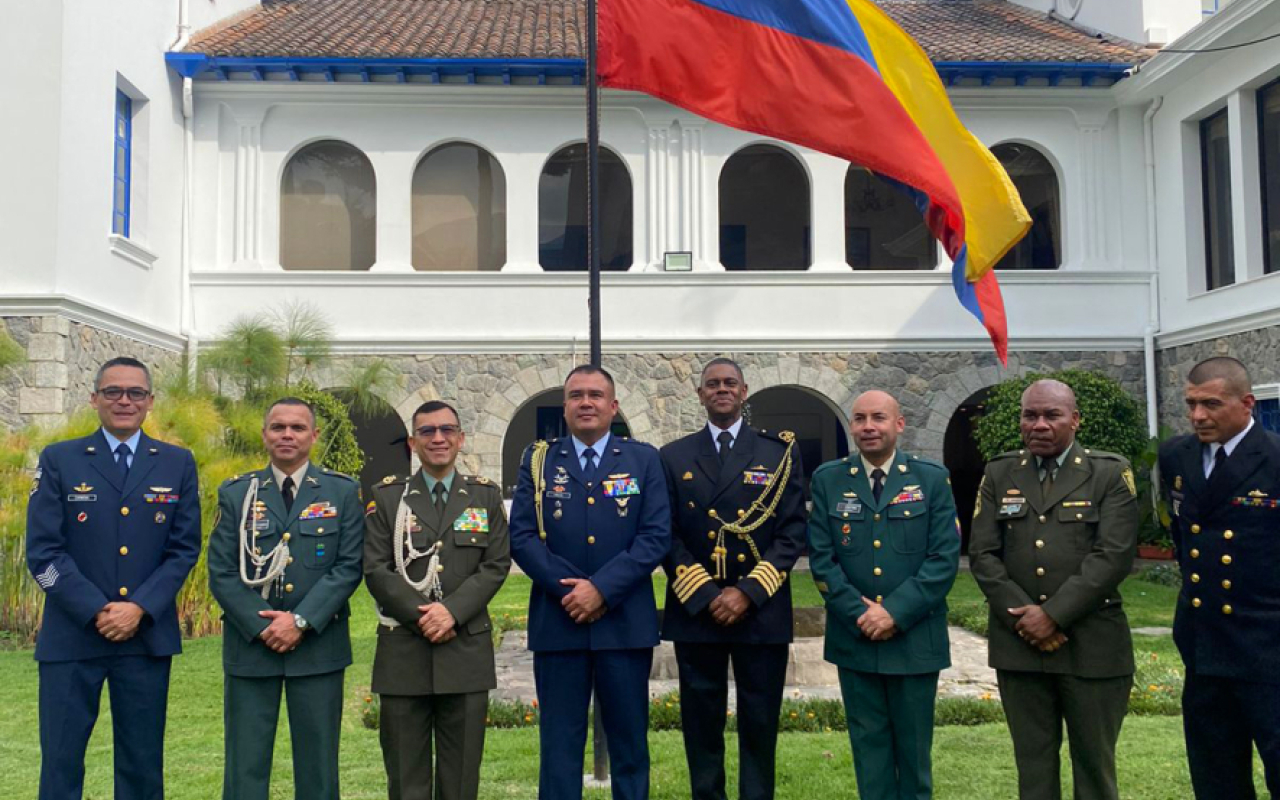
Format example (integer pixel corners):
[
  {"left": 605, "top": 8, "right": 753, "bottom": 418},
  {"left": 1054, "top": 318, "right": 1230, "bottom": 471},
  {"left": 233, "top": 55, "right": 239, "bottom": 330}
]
[
  {"left": 836, "top": 499, "right": 862, "bottom": 515},
  {"left": 68, "top": 482, "right": 97, "bottom": 502},
  {"left": 682, "top": 471, "right": 694, "bottom": 481},
  {"left": 889, "top": 486, "right": 925, "bottom": 505},
  {"left": 547, "top": 484, "right": 572, "bottom": 501},
  {"left": 299, "top": 502, "right": 338, "bottom": 520},
  {"left": 408, "top": 513, "right": 423, "bottom": 534},
  {"left": 999, "top": 495, "right": 1026, "bottom": 516},
  {"left": 553, "top": 508, "right": 563, "bottom": 520},
  {"left": 602, "top": 477, "right": 640, "bottom": 497},
  {"left": 76, "top": 511, "right": 88, "bottom": 523},
  {"left": 155, "top": 511, "right": 166, "bottom": 524},
  {"left": 743, "top": 469, "right": 770, "bottom": 486},
  {"left": 30, "top": 467, "right": 42, "bottom": 497},
  {"left": 615, "top": 497, "right": 631, "bottom": 517},
  {"left": 1174, "top": 475, "right": 1183, "bottom": 491},
  {"left": 454, "top": 508, "right": 489, "bottom": 532},
  {"left": 315, "top": 542, "right": 327, "bottom": 559}
]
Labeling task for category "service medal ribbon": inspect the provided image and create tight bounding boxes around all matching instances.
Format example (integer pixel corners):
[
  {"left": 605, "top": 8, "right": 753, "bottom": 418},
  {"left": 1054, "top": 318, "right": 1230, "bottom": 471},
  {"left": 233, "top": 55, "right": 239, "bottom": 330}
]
[
  {"left": 454, "top": 508, "right": 490, "bottom": 532},
  {"left": 143, "top": 493, "right": 180, "bottom": 504},
  {"left": 742, "top": 471, "right": 770, "bottom": 486},
  {"left": 602, "top": 478, "right": 640, "bottom": 497},
  {"left": 298, "top": 503, "right": 338, "bottom": 520}
]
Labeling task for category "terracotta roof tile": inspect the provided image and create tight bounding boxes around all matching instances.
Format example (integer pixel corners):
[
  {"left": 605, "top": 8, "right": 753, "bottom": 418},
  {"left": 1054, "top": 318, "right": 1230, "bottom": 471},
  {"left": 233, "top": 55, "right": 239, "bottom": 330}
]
[{"left": 186, "top": 0, "right": 1150, "bottom": 65}]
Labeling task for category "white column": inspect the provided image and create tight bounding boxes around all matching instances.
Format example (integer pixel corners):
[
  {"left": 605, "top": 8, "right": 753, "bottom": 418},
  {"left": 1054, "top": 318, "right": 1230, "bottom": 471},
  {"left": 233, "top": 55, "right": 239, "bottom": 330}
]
[
  {"left": 644, "top": 124, "right": 671, "bottom": 270},
  {"left": 809, "top": 152, "right": 852, "bottom": 271},
  {"left": 502, "top": 151, "right": 543, "bottom": 272},
  {"left": 371, "top": 151, "right": 414, "bottom": 272},
  {"left": 231, "top": 114, "right": 264, "bottom": 270},
  {"left": 1228, "top": 90, "right": 1265, "bottom": 282},
  {"left": 1076, "top": 112, "right": 1109, "bottom": 270},
  {"left": 679, "top": 123, "right": 719, "bottom": 270}
]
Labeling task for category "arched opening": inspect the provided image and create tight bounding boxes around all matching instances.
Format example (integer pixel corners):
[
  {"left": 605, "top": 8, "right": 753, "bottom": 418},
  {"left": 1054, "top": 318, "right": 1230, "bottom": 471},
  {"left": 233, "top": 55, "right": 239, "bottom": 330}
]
[
  {"left": 944, "top": 387, "right": 993, "bottom": 550},
  {"left": 411, "top": 142, "right": 507, "bottom": 271},
  {"left": 502, "top": 389, "right": 633, "bottom": 495},
  {"left": 744, "top": 386, "right": 848, "bottom": 491},
  {"left": 538, "top": 144, "right": 633, "bottom": 271},
  {"left": 719, "top": 145, "right": 811, "bottom": 270},
  {"left": 280, "top": 140, "right": 376, "bottom": 271},
  {"left": 328, "top": 389, "right": 411, "bottom": 501},
  {"left": 991, "top": 143, "right": 1060, "bottom": 270},
  {"left": 844, "top": 166, "right": 936, "bottom": 270}
]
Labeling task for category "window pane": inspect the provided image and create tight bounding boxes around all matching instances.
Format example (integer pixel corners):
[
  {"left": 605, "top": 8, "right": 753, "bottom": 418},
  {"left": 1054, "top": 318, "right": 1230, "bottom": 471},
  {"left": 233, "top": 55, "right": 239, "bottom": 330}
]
[
  {"left": 412, "top": 143, "right": 506, "bottom": 272},
  {"left": 538, "top": 144, "right": 632, "bottom": 271},
  {"left": 280, "top": 140, "right": 377, "bottom": 271},
  {"left": 1260, "top": 80, "right": 1280, "bottom": 275},
  {"left": 992, "top": 144, "right": 1060, "bottom": 270},
  {"left": 844, "top": 167, "right": 935, "bottom": 270},
  {"left": 1201, "top": 109, "right": 1234, "bottom": 289},
  {"left": 719, "top": 145, "right": 810, "bottom": 270}
]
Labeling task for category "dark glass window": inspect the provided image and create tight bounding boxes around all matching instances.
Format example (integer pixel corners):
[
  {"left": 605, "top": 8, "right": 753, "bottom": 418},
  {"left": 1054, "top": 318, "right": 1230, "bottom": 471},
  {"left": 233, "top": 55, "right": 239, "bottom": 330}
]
[
  {"left": 280, "top": 140, "right": 377, "bottom": 271},
  {"left": 844, "top": 167, "right": 935, "bottom": 269},
  {"left": 719, "top": 145, "right": 810, "bottom": 270},
  {"left": 1255, "top": 397, "right": 1280, "bottom": 434},
  {"left": 412, "top": 143, "right": 506, "bottom": 272},
  {"left": 538, "top": 144, "right": 632, "bottom": 271},
  {"left": 112, "top": 91, "right": 131, "bottom": 236},
  {"left": 992, "top": 143, "right": 1060, "bottom": 270},
  {"left": 1259, "top": 79, "right": 1280, "bottom": 275},
  {"left": 1201, "top": 108, "right": 1234, "bottom": 290}
]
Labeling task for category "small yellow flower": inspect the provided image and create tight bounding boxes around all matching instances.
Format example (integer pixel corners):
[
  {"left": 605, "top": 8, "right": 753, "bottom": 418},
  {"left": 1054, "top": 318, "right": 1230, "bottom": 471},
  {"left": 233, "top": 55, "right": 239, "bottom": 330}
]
[
  {"left": 1148, "top": 684, "right": 1159, "bottom": 692},
  {"left": 980, "top": 693, "right": 992, "bottom": 701},
  {"left": 789, "top": 711, "right": 798, "bottom": 719},
  {"left": 806, "top": 712, "right": 816, "bottom": 719}
]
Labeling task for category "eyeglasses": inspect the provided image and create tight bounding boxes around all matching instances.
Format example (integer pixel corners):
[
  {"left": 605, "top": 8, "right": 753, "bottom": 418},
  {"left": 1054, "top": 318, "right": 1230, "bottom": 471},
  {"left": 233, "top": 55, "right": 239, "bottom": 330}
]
[
  {"left": 415, "top": 425, "right": 461, "bottom": 439},
  {"left": 97, "top": 386, "right": 151, "bottom": 402}
]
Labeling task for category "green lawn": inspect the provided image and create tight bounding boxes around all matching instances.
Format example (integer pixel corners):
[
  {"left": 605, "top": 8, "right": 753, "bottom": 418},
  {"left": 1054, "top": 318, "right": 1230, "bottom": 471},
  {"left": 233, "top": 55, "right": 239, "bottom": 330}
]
[{"left": 1, "top": 575, "right": 1267, "bottom": 799}]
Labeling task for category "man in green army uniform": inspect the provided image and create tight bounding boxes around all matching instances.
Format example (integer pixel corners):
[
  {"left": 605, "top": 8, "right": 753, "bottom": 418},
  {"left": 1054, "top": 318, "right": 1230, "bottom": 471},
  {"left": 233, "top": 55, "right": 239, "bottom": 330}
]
[
  {"left": 364, "top": 400, "right": 511, "bottom": 800},
  {"left": 208, "top": 397, "right": 365, "bottom": 800},
  {"left": 808, "top": 390, "right": 960, "bottom": 800},
  {"left": 970, "top": 379, "right": 1138, "bottom": 800}
]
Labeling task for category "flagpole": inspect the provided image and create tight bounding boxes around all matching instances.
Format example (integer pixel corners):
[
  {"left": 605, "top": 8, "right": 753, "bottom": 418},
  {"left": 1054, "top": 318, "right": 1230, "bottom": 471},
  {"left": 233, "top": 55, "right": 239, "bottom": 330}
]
[{"left": 586, "top": 0, "right": 602, "bottom": 367}]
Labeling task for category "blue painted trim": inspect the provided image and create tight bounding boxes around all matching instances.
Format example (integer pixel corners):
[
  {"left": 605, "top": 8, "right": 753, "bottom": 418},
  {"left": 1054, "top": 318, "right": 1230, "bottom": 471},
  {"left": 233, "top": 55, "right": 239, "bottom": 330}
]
[{"left": 165, "top": 52, "right": 1134, "bottom": 87}]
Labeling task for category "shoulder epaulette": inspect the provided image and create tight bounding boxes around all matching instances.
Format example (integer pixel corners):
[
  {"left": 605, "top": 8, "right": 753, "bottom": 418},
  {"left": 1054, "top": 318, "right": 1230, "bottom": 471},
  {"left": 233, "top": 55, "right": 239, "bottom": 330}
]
[
  {"left": 990, "top": 449, "right": 1026, "bottom": 461},
  {"left": 1083, "top": 448, "right": 1127, "bottom": 463},
  {"left": 221, "top": 473, "right": 253, "bottom": 487},
  {"left": 811, "top": 459, "right": 845, "bottom": 476},
  {"left": 618, "top": 436, "right": 656, "bottom": 451},
  {"left": 907, "top": 454, "right": 947, "bottom": 471},
  {"left": 323, "top": 467, "right": 357, "bottom": 482},
  {"left": 464, "top": 474, "right": 497, "bottom": 487},
  {"left": 376, "top": 474, "right": 407, "bottom": 488},
  {"left": 755, "top": 429, "right": 797, "bottom": 445}
]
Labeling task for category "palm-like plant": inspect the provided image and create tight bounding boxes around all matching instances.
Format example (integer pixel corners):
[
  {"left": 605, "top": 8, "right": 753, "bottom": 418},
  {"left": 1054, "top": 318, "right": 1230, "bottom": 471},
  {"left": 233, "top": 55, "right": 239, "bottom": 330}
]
[
  {"left": 337, "top": 358, "right": 404, "bottom": 418},
  {"left": 274, "top": 301, "right": 332, "bottom": 388},
  {"left": 203, "top": 316, "right": 285, "bottom": 400}
]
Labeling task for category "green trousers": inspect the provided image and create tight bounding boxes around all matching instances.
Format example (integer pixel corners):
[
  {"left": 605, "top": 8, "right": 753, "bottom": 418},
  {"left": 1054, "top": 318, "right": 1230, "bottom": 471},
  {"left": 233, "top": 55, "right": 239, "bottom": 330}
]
[
  {"left": 223, "top": 670, "right": 345, "bottom": 800},
  {"left": 378, "top": 692, "right": 488, "bottom": 800},
  {"left": 838, "top": 669, "right": 939, "bottom": 800}
]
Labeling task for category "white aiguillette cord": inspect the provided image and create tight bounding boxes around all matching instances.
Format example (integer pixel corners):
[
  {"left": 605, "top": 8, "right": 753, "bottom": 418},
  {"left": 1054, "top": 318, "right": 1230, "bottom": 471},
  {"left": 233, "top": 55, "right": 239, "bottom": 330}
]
[
  {"left": 393, "top": 482, "right": 444, "bottom": 603},
  {"left": 238, "top": 475, "right": 290, "bottom": 600}
]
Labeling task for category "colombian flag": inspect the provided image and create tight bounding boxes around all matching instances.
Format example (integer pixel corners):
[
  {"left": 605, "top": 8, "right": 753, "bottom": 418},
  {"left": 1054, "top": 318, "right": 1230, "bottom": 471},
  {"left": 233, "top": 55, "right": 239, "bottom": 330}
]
[{"left": 598, "top": 0, "right": 1031, "bottom": 363}]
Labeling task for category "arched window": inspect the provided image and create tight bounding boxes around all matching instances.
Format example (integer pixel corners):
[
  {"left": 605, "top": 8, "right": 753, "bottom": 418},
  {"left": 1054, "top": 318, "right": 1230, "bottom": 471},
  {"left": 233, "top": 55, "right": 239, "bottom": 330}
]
[
  {"left": 280, "top": 140, "right": 376, "bottom": 271},
  {"left": 538, "top": 144, "right": 633, "bottom": 271},
  {"left": 412, "top": 143, "right": 506, "bottom": 272},
  {"left": 992, "top": 143, "right": 1061, "bottom": 270},
  {"left": 844, "top": 166, "right": 936, "bottom": 270},
  {"left": 719, "top": 145, "right": 810, "bottom": 270}
]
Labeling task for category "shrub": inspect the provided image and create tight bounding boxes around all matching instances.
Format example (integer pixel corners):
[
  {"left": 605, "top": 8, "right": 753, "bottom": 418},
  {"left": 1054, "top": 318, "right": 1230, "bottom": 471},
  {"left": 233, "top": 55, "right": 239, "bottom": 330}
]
[
  {"left": 0, "top": 327, "right": 23, "bottom": 372},
  {"left": 1128, "top": 650, "right": 1183, "bottom": 716},
  {"left": 1136, "top": 563, "right": 1182, "bottom": 588}
]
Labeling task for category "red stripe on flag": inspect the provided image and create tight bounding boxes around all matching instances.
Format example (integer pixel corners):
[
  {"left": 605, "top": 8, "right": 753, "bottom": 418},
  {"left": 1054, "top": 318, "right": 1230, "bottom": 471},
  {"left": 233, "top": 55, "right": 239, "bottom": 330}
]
[
  {"left": 974, "top": 270, "right": 1008, "bottom": 365},
  {"left": 599, "top": 0, "right": 965, "bottom": 253}
]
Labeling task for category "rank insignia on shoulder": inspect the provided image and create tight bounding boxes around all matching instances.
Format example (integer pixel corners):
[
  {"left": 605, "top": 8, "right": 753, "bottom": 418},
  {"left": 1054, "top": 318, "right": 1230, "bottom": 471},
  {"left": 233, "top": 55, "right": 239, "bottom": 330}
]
[
  {"left": 307, "top": 476, "right": 320, "bottom": 485},
  {"left": 86, "top": 446, "right": 96, "bottom": 454},
  {"left": 682, "top": 471, "right": 694, "bottom": 481},
  {"left": 149, "top": 447, "right": 159, "bottom": 455},
  {"left": 849, "top": 467, "right": 859, "bottom": 476},
  {"left": 454, "top": 508, "right": 489, "bottom": 532},
  {"left": 898, "top": 464, "right": 908, "bottom": 474},
  {"left": 1121, "top": 468, "right": 1137, "bottom": 498}
]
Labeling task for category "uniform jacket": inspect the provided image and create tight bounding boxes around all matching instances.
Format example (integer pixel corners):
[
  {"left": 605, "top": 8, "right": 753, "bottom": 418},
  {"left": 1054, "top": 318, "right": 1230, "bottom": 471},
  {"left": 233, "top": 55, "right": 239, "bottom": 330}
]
[
  {"left": 26, "top": 430, "right": 202, "bottom": 662},
  {"left": 364, "top": 470, "right": 511, "bottom": 695},
  {"left": 509, "top": 436, "right": 671, "bottom": 652},
  {"left": 208, "top": 464, "right": 364, "bottom": 678},
  {"left": 807, "top": 451, "right": 959, "bottom": 675},
  {"left": 658, "top": 426, "right": 806, "bottom": 644},
  {"left": 970, "top": 442, "right": 1138, "bottom": 678},
  {"left": 1159, "top": 424, "right": 1280, "bottom": 680}
]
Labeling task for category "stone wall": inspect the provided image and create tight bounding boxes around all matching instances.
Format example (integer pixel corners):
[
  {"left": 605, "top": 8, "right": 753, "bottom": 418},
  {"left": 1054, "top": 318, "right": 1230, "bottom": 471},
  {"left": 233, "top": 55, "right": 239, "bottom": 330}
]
[
  {"left": 313, "top": 349, "right": 1146, "bottom": 484},
  {"left": 1156, "top": 326, "right": 1280, "bottom": 434},
  {"left": 0, "top": 315, "right": 181, "bottom": 430}
]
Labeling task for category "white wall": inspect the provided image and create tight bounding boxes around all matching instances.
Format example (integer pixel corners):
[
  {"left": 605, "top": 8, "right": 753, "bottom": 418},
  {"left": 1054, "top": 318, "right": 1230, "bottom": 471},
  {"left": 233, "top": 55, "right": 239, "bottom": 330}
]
[{"left": 1008, "top": 0, "right": 1203, "bottom": 45}]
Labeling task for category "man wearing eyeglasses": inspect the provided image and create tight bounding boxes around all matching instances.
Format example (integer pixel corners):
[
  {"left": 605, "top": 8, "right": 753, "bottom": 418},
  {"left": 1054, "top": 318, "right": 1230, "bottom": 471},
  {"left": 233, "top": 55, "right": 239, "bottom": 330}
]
[
  {"left": 364, "top": 401, "right": 511, "bottom": 800},
  {"left": 26, "top": 356, "right": 202, "bottom": 800}
]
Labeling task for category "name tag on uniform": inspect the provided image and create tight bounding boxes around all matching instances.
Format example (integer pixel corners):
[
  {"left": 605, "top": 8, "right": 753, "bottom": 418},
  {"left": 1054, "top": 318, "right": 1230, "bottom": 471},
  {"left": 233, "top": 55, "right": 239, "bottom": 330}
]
[
  {"left": 742, "top": 470, "right": 770, "bottom": 486},
  {"left": 602, "top": 478, "right": 639, "bottom": 497},
  {"left": 999, "top": 497, "right": 1026, "bottom": 516},
  {"left": 67, "top": 494, "right": 97, "bottom": 502},
  {"left": 836, "top": 499, "right": 863, "bottom": 515},
  {"left": 454, "top": 508, "right": 489, "bottom": 532},
  {"left": 252, "top": 513, "right": 271, "bottom": 531},
  {"left": 547, "top": 485, "right": 572, "bottom": 500},
  {"left": 888, "top": 486, "right": 924, "bottom": 505},
  {"left": 299, "top": 502, "right": 337, "bottom": 520}
]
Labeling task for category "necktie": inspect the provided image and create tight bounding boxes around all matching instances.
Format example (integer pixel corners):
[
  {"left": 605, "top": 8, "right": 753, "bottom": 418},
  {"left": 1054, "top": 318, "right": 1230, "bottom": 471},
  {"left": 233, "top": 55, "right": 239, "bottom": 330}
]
[
  {"left": 114, "top": 443, "right": 131, "bottom": 482},
  {"left": 717, "top": 431, "right": 734, "bottom": 465},
  {"left": 871, "top": 468, "right": 885, "bottom": 503},
  {"left": 432, "top": 482, "right": 447, "bottom": 516},
  {"left": 582, "top": 447, "right": 597, "bottom": 482},
  {"left": 1211, "top": 445, "right": 1228, "bottom": 477},
  {"left": 1041, "top": 463, "right": 1055, "bottom": 496},
  {"left": 282, "top": 476, "right": 296, "bottom": 515}
]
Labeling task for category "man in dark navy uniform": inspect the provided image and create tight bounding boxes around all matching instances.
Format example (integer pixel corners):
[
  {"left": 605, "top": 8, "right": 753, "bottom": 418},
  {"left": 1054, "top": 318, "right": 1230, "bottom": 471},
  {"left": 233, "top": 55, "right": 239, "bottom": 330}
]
[
  {"left": 658, "top": 357, "right": 805, "bottom": 800},
  {"left": 26, "top": 356, "right": 202, "bottom": 800},
  {"left": 509, "top": 365, "right": 671, "bottom": 800},
  {"left": 1159, "top": 356, "right": 1280, "bottom": 799}
]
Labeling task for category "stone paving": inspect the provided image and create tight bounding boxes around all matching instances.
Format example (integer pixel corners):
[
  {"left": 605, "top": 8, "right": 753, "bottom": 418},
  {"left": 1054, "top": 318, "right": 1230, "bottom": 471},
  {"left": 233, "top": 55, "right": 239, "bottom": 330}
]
[{"left": 493, "top": 625, "right": 1000, "bottom": 705}]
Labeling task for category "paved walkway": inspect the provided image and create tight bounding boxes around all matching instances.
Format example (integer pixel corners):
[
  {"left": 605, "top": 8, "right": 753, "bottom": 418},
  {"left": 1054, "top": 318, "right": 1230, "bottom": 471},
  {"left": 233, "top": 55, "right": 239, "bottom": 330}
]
[{"left": 493, "top": 625, "right": 1000, "bottom": 704}]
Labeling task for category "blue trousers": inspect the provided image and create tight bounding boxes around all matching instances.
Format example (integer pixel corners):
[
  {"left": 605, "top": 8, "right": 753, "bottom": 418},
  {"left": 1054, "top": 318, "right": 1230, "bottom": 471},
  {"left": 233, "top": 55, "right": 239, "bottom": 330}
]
[
  {"left": 38, "top": 655, "right": 172, "bottom": 800},
  {"left": 533, "top": 648, "right": 653, "bottom": 800}
]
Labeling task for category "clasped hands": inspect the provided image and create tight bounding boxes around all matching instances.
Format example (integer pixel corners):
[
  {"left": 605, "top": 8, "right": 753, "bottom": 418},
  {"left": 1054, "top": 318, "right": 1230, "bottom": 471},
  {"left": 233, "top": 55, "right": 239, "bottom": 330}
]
[
  {"left": 258, "top": 609, "right": 304, "bottom": 653},
  {"left": 95, "top": 602, "right": 144, "bottom": 642},
  {"left": 1008, "top": 605, "right": 1067, "bottom": 652},
  {"left": 417, "top": 602, "right": 458, "bottom": 643},
  {"left": 560, "top": 578, "right": 607, "bottom": 624},
  {"left": 858, "top": 596, "right": 897, "bottom": 641},
  {"left": 709, "top": 587, "right": 751, "bottom": 626}
]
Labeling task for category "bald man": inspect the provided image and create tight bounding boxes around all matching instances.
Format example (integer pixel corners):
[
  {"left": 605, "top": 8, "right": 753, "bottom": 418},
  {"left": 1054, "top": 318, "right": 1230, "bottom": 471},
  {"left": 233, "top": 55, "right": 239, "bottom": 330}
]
[
  {"left": 807, "top": 391, "right": 960, "bottom": 800},
  {"left": 970, "top": 380, "right": 1139, "bottom": 800},
  {"left": 1159, "top": 356, "right": 1280, "bottom": 799}
]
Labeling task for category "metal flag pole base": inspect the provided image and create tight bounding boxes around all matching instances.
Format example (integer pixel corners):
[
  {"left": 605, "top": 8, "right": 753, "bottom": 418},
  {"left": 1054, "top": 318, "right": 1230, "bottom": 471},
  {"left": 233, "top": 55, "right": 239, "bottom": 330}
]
[{"left": 587, "top": 689, "right": 611, "bottom": 786}]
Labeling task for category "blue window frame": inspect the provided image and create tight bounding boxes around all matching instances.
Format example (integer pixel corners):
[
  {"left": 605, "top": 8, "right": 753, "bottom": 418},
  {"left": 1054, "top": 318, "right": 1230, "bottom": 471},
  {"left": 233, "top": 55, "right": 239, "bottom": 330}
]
[
  {"left": 1255, "top": 398, "right": 1280, "bottom": 434},
  {"left": 112, "top": 90, "right": 131, "bottom": 236}
]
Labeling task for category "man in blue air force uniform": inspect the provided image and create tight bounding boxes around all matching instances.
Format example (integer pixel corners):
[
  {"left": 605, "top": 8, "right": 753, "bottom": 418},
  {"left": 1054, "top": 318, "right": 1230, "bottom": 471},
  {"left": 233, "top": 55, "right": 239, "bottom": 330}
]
[
  {"left": 659, "top": 358, "right": 806, "bottom": 800},
  {"left": 26, "top": 357, "right": 202, "bottom": 800},
  {"left": 509, "top": 365, "right": 671, "bottom": 800}
]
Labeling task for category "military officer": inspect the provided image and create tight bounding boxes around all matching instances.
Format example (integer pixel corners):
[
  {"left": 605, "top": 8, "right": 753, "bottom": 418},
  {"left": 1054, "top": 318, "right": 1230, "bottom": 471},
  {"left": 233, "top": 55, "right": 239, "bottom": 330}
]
[
  {"left": 26, "top": 356, "right": 202, "bottom": 800},
  {"left": 1159, "top": 356, "right": 1280, "bottom": 799},
  {"left": 207, "top": 397, "right": 364, "bottom": 800},
  {"left": 508, "top": 365, "right": 671, "bottom": 800},
  {"left": 970, "top": 379, "right": 1138, "bottom": 800},
  {"left": 658, "top": 357, "right": 806, "bottom": 800},
  {"left": 807, "top": 390, "right": 959, "bottom": 800},
  {"left": 365, "top": 400, "right": 511, "bottom": 800}
]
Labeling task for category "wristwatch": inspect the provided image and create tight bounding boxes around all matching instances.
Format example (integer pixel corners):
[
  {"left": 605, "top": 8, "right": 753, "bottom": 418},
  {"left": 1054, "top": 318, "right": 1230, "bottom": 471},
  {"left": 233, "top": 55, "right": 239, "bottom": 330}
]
[{"left": 293, "top": 613, "right": 310, "bottom": 631}]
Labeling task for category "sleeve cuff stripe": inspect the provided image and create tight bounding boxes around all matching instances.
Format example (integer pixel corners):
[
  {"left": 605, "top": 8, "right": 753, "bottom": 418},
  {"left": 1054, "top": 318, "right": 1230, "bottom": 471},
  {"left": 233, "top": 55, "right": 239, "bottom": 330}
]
[
  {"left": 748, "top": 567, "right": 780, "bottom": 596},
  {"left": 676, "top": 574, "right": 712, "bottom": 603},
  {"left": 673, "top": 565, "right": 711, "bottom": 593}
]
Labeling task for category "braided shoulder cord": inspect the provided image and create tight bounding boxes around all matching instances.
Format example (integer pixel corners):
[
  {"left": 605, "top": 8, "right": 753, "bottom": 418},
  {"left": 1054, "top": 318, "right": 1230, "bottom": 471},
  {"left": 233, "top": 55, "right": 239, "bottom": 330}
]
[
  {"left": 392, "top": 481, "right": 443, "bottom": 602},
  {"left": 238, "top": 476, "right": 290, "bottom": 599},
  {"left": 531, "top": 441, "right": 550, "bottom": 543},
  {"left": 712, "top": 433, "right": 795, "bottom": 577}
]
